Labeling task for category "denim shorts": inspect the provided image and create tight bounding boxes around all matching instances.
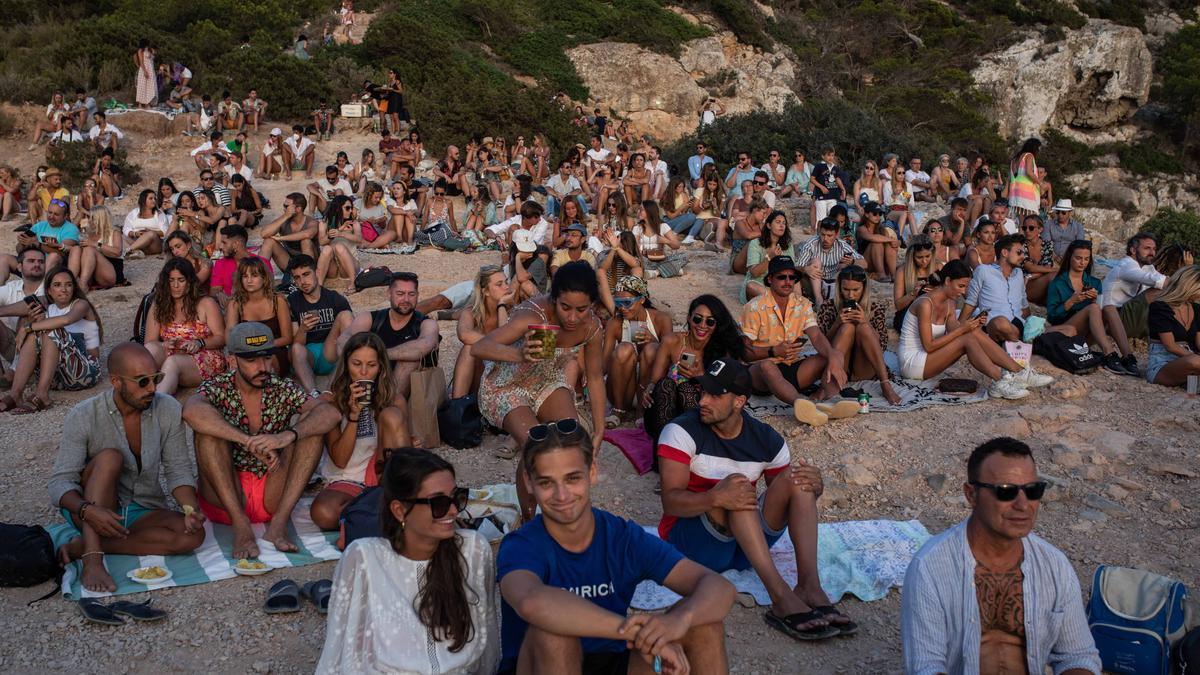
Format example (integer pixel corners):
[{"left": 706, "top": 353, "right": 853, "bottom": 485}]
[
  {"left": 1146, "top": 341, "right": 1184, "bottom": 384},
  {"left": 666, "top": 493, "right": 784, "bottom": 573}
]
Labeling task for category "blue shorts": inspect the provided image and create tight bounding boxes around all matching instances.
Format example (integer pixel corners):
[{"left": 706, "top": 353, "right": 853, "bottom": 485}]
[
  {"left": 666, "top": 494, "right": 785, "bottom": 573},
  {"left": 306, "top": 342, "right": 336, "bottom": 375},
  {"left": 54, "top": 501, "right": 155, "bottom": 551}
]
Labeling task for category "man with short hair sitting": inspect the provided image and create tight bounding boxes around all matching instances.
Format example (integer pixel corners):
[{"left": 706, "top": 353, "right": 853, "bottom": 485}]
[
  {"left": 550, "top": 223, "right": 595, "bottom": 276},
  {"left": 1103, "top": 232, "right": 1166, "bottom": 341},
  {"left": 658, "top": 358, "right": 856, "bottom": 642},
  {"left": 343, "top": 272, "right": 439, "bottom": 402},
  {"left": 544, "top": 159, "right": 587, "bottom": 219},
  {"left": 486, "top": 200, "right": 552, "bottom": 248},
  {"left": 794, "top": 217, "right": 863, "bottom": 307},
  {"left": 48, "top": 116, "right": 84, "bottom": 146},
  {"left": 190, "top": 130, "right": 225, "bottom": 171},
  {"left": 306, "top": 164, "right": 353, "bottom": 216},
  {"left": 258, "top": 193, "right": 318, "bottom": 270},
  {"left": 287, "top": 254, "right": 353, "bottom": 396},
  {"left": 499, "top": 422, "right": 735, "bottom": 675},
  {"left": 959, "top": 234, "right": 1064, "bottom": 357},
  {"left": 21, "top": 197, "right": 80, "bottom": 271},
  {"left": 184, "top": 322, "right": 340, "bottom": 559},
  {"left": 88, "top": 112, "right": 124, "bottom": 152},
  {"left": 902, "top": 437, "right": 1101, "bottom": 675},
  {"left": 48, "top": 343, "right": 206, "bottom": 592},
  {"left": 210, "top": 225, "right": 273, "bottom": 297},
  {"left": 283, "top": 124, "right": 316, "bottom": 180}
]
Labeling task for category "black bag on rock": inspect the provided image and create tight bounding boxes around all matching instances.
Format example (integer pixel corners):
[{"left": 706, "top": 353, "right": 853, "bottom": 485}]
[
  {"left": 1033, "top": 332, "right": 1101, "bottom": 374},
  {"left": 353, "top": 266, "right": 393, "bottom": 292},
  {"left": 438, "top": 395, "right": 483, "bottom": 449},
  {"left": 0, "top": 524, "right": 60, "bottom": 587}
]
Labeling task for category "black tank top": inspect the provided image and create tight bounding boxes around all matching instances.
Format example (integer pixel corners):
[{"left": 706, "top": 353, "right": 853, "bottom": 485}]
[{"left": 370, "top": 308, "right": 438, "bottom": 367}]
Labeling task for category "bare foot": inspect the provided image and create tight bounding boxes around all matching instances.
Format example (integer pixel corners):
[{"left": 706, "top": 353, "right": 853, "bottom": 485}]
[
  {"left": 232, "top": 524, "right": 260, "bottom": 560},
  {"left": 882, "top": 383, "right": 902, "bottom": 406},
  {"left": 80, "top": 555, "right": 117, "bottom": 593},
  {"left": 56, "top": 535, "right": 82, "bottom": 567},
  {"left": 262, "top": 520, "right": 298, "bottom": 553}
]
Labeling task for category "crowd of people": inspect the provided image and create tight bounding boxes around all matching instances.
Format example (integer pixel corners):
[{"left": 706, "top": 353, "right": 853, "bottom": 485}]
[{"left": 3, "top": 75, "right": 1198, "bottom": 673}]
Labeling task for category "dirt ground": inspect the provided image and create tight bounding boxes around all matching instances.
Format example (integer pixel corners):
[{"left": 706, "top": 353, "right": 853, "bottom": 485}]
[{"left": 0, "top": 115, "right": 1197, "bottom": 674}]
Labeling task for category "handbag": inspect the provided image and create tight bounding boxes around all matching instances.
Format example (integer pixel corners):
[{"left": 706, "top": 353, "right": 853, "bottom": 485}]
[
  {"left": 0, "top": 524, "right": 60, "bottom": 588},
  {"left": 409, "top": 366, "right": 446, "bottom": 448},
  {"left": 437, "top": 395, "right": 483, "bottom": 449},
  {"left": 353, "top": 266, "right": 393, "bottom": 292}
]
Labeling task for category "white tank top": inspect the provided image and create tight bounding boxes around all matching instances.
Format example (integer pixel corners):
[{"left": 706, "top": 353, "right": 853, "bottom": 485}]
[
  {"left": 898, "top": 300, "right": 945, "bottom": 357},
  {"left": 319, "top": 410, "right": 379, "bottom": 484},
  {"left": 48, "top": 301, "right": 100, "bottom": 350}
]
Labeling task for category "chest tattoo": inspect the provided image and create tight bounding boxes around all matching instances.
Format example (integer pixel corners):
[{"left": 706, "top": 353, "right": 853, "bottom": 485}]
[{"left": 976, "top": 565, "right": 1026, "bottom": 637}]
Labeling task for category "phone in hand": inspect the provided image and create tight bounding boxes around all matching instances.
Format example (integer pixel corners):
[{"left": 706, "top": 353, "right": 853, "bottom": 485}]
[
  {"left": 679, "top": 352, "right": 698, "bottom": 369},
  {"left": 843, "top": 300, "right": 859, "bottom": 311}
]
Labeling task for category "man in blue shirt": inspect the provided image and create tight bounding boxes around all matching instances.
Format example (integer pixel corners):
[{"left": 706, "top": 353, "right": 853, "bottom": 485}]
[
  {"left": 961, "top": 234, "right": 1033, "bottom": 343},
  {"left": 498, "top": 421, "right": 734, "bottom": 675},
  {"left": 19, "top": 198, "right": 80, "bottom": 272},
  {"left": 686, "top": 142, "right": 714, "bottom": 188},
  {"left": 723, "top": 151, "right": 757, "bottom": 199}
]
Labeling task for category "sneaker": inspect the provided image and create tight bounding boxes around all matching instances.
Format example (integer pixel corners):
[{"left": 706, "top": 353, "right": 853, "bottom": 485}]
[
  {"left": 1120, "top": 354, "right": 1140, "bottom": 377},
  {"left": 682, "top": 235, "right": 696, "bottom": 245},
  {"left": 989, "top": 374, "right": 1030, "bottom": 400},
  {"left": 1101, "top": 352, "right": 1126, "bottom": 375},
  {"left": 1013, "top": 367, "right": 1053, "bottom": 389}
]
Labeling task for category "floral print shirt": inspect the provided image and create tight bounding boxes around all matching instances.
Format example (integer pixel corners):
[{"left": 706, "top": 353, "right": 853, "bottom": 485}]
[{"left": 196, "top": 371, "right": 308, "bottom": 477}]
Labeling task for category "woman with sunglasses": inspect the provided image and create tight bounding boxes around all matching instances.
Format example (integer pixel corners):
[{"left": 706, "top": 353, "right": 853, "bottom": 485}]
[
  {"left": 225, "top": 256, "right": 293, "bottom": 376},
  {"left": 309, "top": 332, "right": 410, "bottom": 531},
  {"left": 817, "top": 266, "right": 901, "bottom": 405},
  {"left": 643, "top": 294, "right": 744, "bottom": 439},
  {"left": 421, "top": 179, "right": 457, "bottom": 232},
  {"left": 1046, "top": 240, "right": 1137, "bottom": 376},
  {"left": 2, "top": 267, "right": 102, "bottom": 414},
  {"left": 897, "top": 260, "right": 1039, "bottom": 399},
  {"left": 145, "top": 258, "right": 227, "bottom": 396},
  {"left": 316, "top": 195, "right": 363, "bottom": 282},
  {"left": 966, "top": 220, "right": 998, "bottom": 270},
  {"left": 852, "top": 162, "right": 881, "bottom": 216},
  {"left": 472, "top": 261, "right": 607, "bottom": 518},
  {"left": 451, "top": 265, "right": 512, "bottom": 399},
  {"left": 778, "top": 150, "right": 813, "bottom": 199},
  {"left": 893, "top": 234, "right": 937, "bottom": 332},
  {"left": 923, "top": 220, "right": 958, "bottom": 264},
  {"left": 356, "top": 182, "right": 401, "bottom": 251},
  {"left": 602, "top": 276, "right": 672, "bottom": 415},
  {"left": 1020, "top": 215, "right": 1056, "bottom": 305},
  {"left": 318, "top": 448, "right": 498, "bottom": 674},
  {"left": 743, "top": 210, "right": 793, "bottom": 302}
]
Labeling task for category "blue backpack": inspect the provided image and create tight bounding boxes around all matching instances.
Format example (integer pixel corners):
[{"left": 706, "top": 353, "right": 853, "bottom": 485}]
[{"left": 1088, "top": 565, "right": 1189, "bottom": 675}]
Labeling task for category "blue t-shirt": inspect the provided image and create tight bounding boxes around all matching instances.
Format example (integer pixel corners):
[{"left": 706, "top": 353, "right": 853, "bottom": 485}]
[
  {"left": 31, "top": 220, "right": 81, "bottom": 244},
  {"left": 725, "top": 167, "right": 757, "bottom": 199},
  {"left": 497, "top": 508, "right": 683, "bottom": 668}
]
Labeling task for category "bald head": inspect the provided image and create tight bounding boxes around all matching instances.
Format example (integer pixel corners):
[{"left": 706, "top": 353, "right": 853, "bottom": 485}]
[{"left": 107, "top": 342, "right": 156, "bottom": 376}]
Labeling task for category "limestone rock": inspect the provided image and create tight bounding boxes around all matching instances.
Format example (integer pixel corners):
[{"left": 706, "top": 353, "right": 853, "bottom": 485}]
[
  {"left": 841, "top": 463, "right": 879, "bottom": 487},
  {"left": 971, "top": 20, "right": 1151, "bottom": 143},
  {"left": 1150, "top": 463, "right": 1197, "bottom": 479},
  {"left": 1049, "top": 444, "right": 1084, "bottom": 469},
  {"left": 1083, "top": 493, "right": 1130, "bottom": 516}
]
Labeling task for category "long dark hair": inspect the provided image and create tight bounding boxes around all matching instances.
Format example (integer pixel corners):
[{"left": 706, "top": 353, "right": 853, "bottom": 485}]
[
  {"left": 324, "top": 195, "right": 354, "bottom": 229},
  {"left": 380, "top": 448, "right": 476, "bottom": 652},
  {"left": 758, "top": 210, "right": 792, "bottom": 250},
  {"left": 688, "top": 294, "right": 744, "bottom": 364},
  {"left": 153, "top": 257, "right": 204, "bottom": 326},
  {"left": 1056, "top": 239, "right": 1094, "bottom": 278},
  {"left": 928, "top": 259, "right": 972, "bottom": 286},
  {"left": 44, "top": 266, "right": 104, "bottom": 343},
  {"left": 330, "top": 332, "right": 397, "bottom": 417}
]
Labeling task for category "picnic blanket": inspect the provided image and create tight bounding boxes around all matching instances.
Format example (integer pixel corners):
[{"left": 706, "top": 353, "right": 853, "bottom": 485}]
[
  {"left": 48, "top": 497, "right": 341, "bottom": 601},
  {"left": 631, "top": 519, "right": 930, "bottom": 610}
]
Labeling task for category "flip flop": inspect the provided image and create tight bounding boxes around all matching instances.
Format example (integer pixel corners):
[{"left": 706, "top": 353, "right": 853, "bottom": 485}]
[
  {"left": 493, "top": 442, "right": 519, "bottom": 460},
  {"left": 264, "top": 579, "right": 302, "bottom": 614},
  {"left": 793, "top": 399, "right": 828, "bottom": 427},
  {"left": 816, "top": 400, "right": 861, "bottom": 420},
  {"left": 301, "top": 579, "right": 332, "bottom": 615},
  {"left": 78, "top": 599, "right": 125, "bottom": 626},
  {"left": 763, "top": 610, "right": 839, "bottom": 641},
  {"left": 813, "top": 604, "right": 859, "bottom": 636},
  {"left": 110, "top": 599, "right": 168, "bottom": 622},
  {"left": 11, "top": 395, "right": 49, "bottom": 415}
]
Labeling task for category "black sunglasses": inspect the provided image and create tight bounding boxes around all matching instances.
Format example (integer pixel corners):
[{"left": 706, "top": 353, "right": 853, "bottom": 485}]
[
  {"left": 970, "top": 480, "right": 1048, "bottom": 502},
  {"left": 773, "top": 273, "right": 798, "bottom": 282},
  {"left": 754, "top": 181, "right": 767, "bottom": 185},
  {"left": 401, "top": 487, "right": 470, "bottom": 519},
  {"left": 117, "top": 372, "right": 166, "bottom": 388},
  {"left": 690, "top": 314, "right": 716, "bottom": 327},
  {"left": 528, "top": 418, "right": 581, "bottom": 442}
]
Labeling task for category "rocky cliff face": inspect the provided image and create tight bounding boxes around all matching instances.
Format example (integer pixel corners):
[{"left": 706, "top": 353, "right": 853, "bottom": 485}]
[
  {"left": 971, "top": 20, "right": 1153, "bottom": 145},
  {"left": 566, "top": 31, "right": 798, "bottom": 142}
]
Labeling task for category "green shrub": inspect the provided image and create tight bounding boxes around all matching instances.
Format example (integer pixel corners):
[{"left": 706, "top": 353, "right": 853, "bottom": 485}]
[
  {"left": 1037, "top": 129, "right": 1099, "bottom": 179},
  {"left": 200, "top": 45, "right": 332, "bottom": 120},
  {"left": 1142, "top": 209, "right": 1200, "bottom": 253},
  {"left": 1113, "top": 142, "right": 1186, "bottom": 176},
  {"left": 1076, "top": 0, "right": 1145, "bottom": 30},
  {"left": 45, "top": 142, "right": 141, "bottom": 191},
  {"left": 1158, "top": 26, "right": 1200, "bottom": 153}
]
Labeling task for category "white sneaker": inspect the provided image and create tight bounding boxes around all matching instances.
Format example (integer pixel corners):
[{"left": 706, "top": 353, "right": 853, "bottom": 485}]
[
  {"left": 682, "top": 235, "right": 696, "bottom": 245},
  {"left": 1013, "top": 367, "right": 1053, "bottom": 388},
  {"left": 989, "top": 373, "right": 1030, "bottom": 400}
]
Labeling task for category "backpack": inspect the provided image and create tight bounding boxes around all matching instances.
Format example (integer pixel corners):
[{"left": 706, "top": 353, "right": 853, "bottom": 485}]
[
  {"left": 353, "top": 266, "right": 393, "bottom": 293},
  {"left": 1088, "top": 565, "right": 1189, "bottom": 675},
  {"left": 437, "top": 395, "right": 483, "bottom": 449},
  {"left": 337, "top": 486, "right": 382, "bottom": 550},
  {"left": 1178, "top": 627, "right": 1200, "bottom": 674},
  {"left": 0, "top": 524, "right": 60, "bottom": 588},
  {"left": 1033, "top": 331, "right": 1101, "bottom": 374}
]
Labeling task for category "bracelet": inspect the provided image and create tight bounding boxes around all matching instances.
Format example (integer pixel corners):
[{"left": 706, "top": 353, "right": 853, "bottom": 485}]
[
  {"left": 78, "top": 501, "right": 94, "bottom": 523},
  {"left": 80, "top": 551, "right": 104, "bottom": 559},
  {"left": 347, "top": 415, "right": 359, "bottom": 422}
]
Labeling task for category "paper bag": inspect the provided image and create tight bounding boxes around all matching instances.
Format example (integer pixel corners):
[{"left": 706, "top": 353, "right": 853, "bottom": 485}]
[{"left": 409, "top": 366, "right": 446, "bottom": 448}]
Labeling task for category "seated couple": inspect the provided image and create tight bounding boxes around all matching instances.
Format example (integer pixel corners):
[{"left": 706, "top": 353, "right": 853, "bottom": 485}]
[{"left": 319, "top": 426, "right": 736, "bottom": 675}]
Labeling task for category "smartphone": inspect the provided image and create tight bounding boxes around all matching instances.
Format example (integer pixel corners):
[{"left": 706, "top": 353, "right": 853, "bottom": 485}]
[
  {"left": 844, "top": 300, "right": 859, "bottom": 311},
  {"left": 679, "top": 352, "right": 698, "bottom": 369}
]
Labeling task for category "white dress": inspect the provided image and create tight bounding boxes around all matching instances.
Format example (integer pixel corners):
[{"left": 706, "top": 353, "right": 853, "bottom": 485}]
[
  {"left": 898, "top": 304, "right": 945, "bottom": 380},
  {"left": 317, "top": 532, "right": 500, "bottom": 675}
]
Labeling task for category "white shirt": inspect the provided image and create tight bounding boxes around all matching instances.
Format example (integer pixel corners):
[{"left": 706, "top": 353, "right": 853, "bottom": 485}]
[
  {"left": 974, "top": 214, "right": 1018, "bottom": 236},
  {"left": 261, "top": 140, "right": 281, "bottom": 157},
  {"left": 1, "top": 278, "right": 44, "bottom": 330},
  {"left": 50, "top": 129, "right": 84, "bottom": 144},
  {"left": 318, "top": 178, "right": 354, "bottom": 198},
  {"left": 232, "top": 163, "right": 254, "bottom": 184},
  {"left": 123, "top": 210, "right": 169, "bottom": 236},
  {"left": 632, "top": 222, "right": 672, "bottom": 251},
  {"left": 189, "top": 141, "right": 215, "bottom": 157},
  {"left": 905, "top": 169, "right": 931, "bottom": 194},
  {"left": 585, "top": 148, "right": 612, "bottom": 167},
  {"left": 649, "top": 159, "right": 670, "bottom": 186},
  {"left": 760, "top": 163, "right": 785, "bottom": 188},
  {"left": 316, "top": 534, "right": 500, "bottom": 675},
  {"left": 487, "top": 215, "right": 550, "bottom": 246},
  {"left": 544, "top": 173, "right": 581, "bottom": 198},
  {"left": 284, "top": 134, "right": 315, "bottom": 157},
  {"left": 1101, "top": 256, "right": 1166, "bottom": 308},
  {"left": 88, "top": 123, "right": 124, "bottom": 143}
]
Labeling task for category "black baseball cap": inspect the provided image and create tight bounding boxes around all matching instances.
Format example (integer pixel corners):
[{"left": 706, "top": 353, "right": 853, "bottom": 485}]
[
  {"left": 696, "top": 358, "right": 753, "bottom": 397},
  {"left": 864, "top": 201, "right": 886, "bottom": 216},
  {"left": 767, "top": 255, "right": 799, "bottom": 278}
]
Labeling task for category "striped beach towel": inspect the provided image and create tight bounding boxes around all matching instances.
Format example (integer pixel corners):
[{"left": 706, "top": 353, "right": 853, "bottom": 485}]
[{"left": 49, "top": 498, "right": 341, "bottom": 601}]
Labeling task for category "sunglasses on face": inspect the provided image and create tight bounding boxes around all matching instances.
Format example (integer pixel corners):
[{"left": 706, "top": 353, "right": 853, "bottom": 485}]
[
  {"left": 400, "top": 487, "right": 470, "bottom": 519},
  {"left": 926, "top": 226, "right": 943, "bottom": 233},
  {"left": 118, "top": 372, "right": 166, "bottom": 388},
  {"left": 754, "top": 181, "right": 767, "bottom": 186},
  {"left": 690, "top": 314, "right": 716, "bottom": 327},
  {"left": 773, "top": 274, "right": 798, "bottom": 282},
  {"left": 613, "top": 297, "right": 638, "bottom": 308},
  {"left": 528, "top": 418, "right": 581, "bottom": 442},
  {"left": 970, "top": 480, "right": 1047, "bottom": 502}
]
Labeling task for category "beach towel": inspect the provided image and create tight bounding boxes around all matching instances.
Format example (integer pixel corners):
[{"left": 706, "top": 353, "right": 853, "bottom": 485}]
[
  {"left": 604, "top": 426, "right": 656, "bottom": 475},
  {"left": 49, "top": 498, "right": 340, "bottom": 601},
  {"left": 631, "top": 519, "right": 931, "bottom": 610},
  {"left": 745, "top": 375, "right": 987, "bottom": 419}
]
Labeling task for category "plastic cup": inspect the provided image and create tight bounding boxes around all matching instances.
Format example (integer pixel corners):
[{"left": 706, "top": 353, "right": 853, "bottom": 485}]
[{"left": 528, "top": 324, "right": 560, "bottom": 359}]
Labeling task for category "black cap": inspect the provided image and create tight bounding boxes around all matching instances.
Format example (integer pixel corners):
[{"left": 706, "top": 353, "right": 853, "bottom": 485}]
[
  {"left": 696, "top": 358, "right": 753, "bottom": 397},
  {"left": 864, "top": 201, "right": 886, "bottom": 215},
  {"left": 766, "top": 255, "right": 798, "bottom": 278}
]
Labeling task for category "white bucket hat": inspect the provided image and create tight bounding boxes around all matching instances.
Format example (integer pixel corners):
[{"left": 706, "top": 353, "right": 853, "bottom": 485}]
[{"left": 1052, "top": 198, "right": 1074, "bottom": 212}]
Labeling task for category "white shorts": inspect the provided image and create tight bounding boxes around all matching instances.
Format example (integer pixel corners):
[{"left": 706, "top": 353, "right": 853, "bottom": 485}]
[
  {"left": 814, "top": 199, "right": 837, "bottom": 222},
  {"left": 898, "top": 348, "right": 928, "bottom": 380},
  {"left": 439, "top": 280, "right": 474, "bottom": 310}
]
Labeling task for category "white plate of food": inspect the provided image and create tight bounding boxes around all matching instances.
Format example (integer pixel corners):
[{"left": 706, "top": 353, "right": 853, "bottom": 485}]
[
  {"left": 233, "top": 559, "right": 272, "bottom": 576},
  {"left": 127, "top": 566, "right": 173, "bottom": 584}
]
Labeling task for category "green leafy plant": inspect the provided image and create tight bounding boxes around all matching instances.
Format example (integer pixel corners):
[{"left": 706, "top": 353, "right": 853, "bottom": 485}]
[
  {"left": 45, "top": 142, "right": 141, "bottom": 191},
  {"left": 1142, "top": 208, "right": 1200, "bottom": 253}
]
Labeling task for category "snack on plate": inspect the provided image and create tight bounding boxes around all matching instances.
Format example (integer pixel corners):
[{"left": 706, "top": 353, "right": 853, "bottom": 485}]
[
  {"left": 235, "top": 559, "right": 268, "bottom": 570},
  {"left": 133, "top": 566, "right": 167, "bottom": 580}
]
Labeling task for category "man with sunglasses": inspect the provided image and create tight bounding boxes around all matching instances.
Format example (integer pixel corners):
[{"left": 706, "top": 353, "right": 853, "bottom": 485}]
[
  {"left": 499, "top": 422, "right": 735, "bottom": 675},
  {"left": 306, "top": 165, "right": 353, "bottom": 217},
  {"left": 749, "top": 170, "right": 776, "bottom": 208},
  {"left": 902, "top": 437, "right": 1100, "bottom": 675},
  {"left": 794, "top": 217, "right": 863, "bottom": 306},
  {"left": 185, "top": 322, "right": 340, "bottom": 559},
  {"left": 760, "top": 150, "right": 786, "bottom": 191},
  {"left": 48, "top": 343, "right": 205, "bottom": 593},
  {"left": 545, "top": 160, "right": 587, "bottom": 219},
  {"left": 740, "top": 256, "right": 849, "bottom": 425},
  {"left": 687, "top": 142, "right": 714, "bottom": 188},
  {"left": 724, "top": 151, "right": 757, "bottom": 199},
  {"left": 26, "top": 198, "right": 81, "bottom": 272},
  {"left": 193, "top": 169, "right": 231, "bottom": 207}
]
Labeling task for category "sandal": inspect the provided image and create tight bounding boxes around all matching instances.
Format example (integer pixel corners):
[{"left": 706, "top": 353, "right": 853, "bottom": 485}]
[
  {"left": 78, "top": 599, "right": 125, "bottom": 626},
  {"left": 493, "top": 442, "right": 519, "bottom": 460},
  {"left": 0, "top": 393, "right": 16, "bottom": 413},
  {"left": 263, "top": 579, "right": 302, "bottom": 614},
  {"left": 813, "top": 604, "right": 859, "bottom": 636},
  {"left": 11, "top": 394, "right": 49, "bottom": 415},
  {"left": 301, "top": 579, "right": 332, "bottom": 615},
  {"left": 763, "top": 610, "right": 839, "bottom": 641},
  {"left": 110, "top": 599, "right": 168, "bottom": 622}
]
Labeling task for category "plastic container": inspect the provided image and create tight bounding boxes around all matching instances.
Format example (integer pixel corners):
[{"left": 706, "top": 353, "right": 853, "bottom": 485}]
[{"left": 528, "top": 324, "right": 560, "bottom": 359}]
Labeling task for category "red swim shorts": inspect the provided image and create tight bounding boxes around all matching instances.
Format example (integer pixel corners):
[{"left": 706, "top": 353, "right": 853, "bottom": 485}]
[{"left": 198, "top": 471, "right": 274, "bottom": 524}]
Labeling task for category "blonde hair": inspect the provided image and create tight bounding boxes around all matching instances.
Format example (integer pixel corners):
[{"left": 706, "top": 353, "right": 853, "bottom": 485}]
[
  {"left": 832, "top": 268, "right": 873, "bottom": 318},
  {"left": 88, "top": 206, "right": 115, "bottom": 245},
  {"left": 469, "top": 264, "right": 504, "bottom": 330},
  {"left": 1155, "top": 265, "right": 1200, "bottom": 307},
  {"left": 899, "top": 234, "right": 935, "bottom": 292}
]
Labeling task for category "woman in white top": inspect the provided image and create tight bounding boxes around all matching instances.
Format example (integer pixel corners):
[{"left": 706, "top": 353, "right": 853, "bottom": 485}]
[
  {"left": 632, "top": 200, "right": 684, "bottom": 278},
  {"left": 317, "top": 448, "right": 499, "bottom": 675},
  {"left": 349, "top": 148, "right": 379, "bottom": 196},
  {"left": 897, "top": 260, "right": 1048, "bottom": 399},
  {"left": 852, "top": 161, "right": 881, "bottom": 215},
  {"left": 1, "top": 267, "right": 102, "bottom": 414},
  {"left": 260, "top": 130, "right": 285, "bottom": 180},
  {"left": 29, "top": 92, "right": 70, "bottom": 149},
  {"left": 68, "top": 206, "right": 125, "bottom": 292},
  {"left": 310, "top": 331, "right": 410, "bottom": 531},
  {"left": 123, "top": 189, "right": 169, "bottom": 259}
]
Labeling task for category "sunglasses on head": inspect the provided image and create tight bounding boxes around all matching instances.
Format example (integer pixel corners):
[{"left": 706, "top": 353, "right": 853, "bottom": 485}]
[
  {"left": 690, "top": 314, "right": 716, "bottom": 327},
  {"left": 970, "top": 480, "right": 1047, "bottom": 502},
  {"left": 400, "top": 486, "right": 470, "bottom": 519},
  {"left": 528, "top": 418, "right": 581, "bottom": 442},
  {"left": 118, "top": 372, "right": 166, "bottom": 388},
  {"left": 49, "top": 198, "right": 69, "bottom": 208},
  {"left": 613, "top": 297, "right": 638, "bottom": 308}
]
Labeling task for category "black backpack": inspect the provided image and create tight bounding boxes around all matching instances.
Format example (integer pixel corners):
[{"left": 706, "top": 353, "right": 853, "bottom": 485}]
[
  {"left": 1178, "top": 627, "right": 1200, "bottom": 674},
  {"left": 1033, "top": 332, "right": 1101, "bottom": 374},
  {"left": 339, "top": 486, "right": 383, "bottom": 550},
  {"left": 0, "top": 524, "right": 60, "bottom": 588},
  {"left": 131, "top": 288, "right": 156, "bottom": 344},
  {"left": 437, "top": 395, "right": 483, "bottom": 449}
]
